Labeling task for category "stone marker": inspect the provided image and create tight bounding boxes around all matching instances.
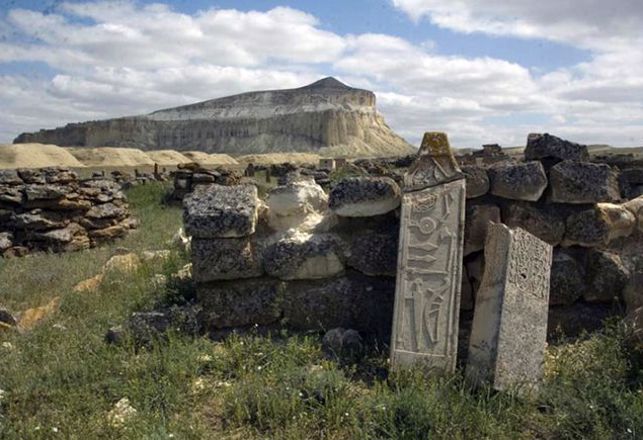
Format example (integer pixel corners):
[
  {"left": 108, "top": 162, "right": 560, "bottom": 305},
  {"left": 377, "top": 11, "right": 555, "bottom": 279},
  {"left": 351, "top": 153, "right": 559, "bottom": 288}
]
[
  {"left": 466, "top": 223, "right": 552, "bottom": 393},
  {"left": 390, "top": 132, "right": 466, "bottom": 372}
]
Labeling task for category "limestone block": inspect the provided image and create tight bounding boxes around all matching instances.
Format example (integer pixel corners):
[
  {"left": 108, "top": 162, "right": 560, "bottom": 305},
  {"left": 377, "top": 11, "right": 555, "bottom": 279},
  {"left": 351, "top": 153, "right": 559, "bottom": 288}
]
[
  {"left": 263, "top": 232, "right": 345, "bottom": 280},
  {"left": 267, "top": 180, "right": 328, "bottom": 230},
  {"left": 549, "top": 249, "right": 586, "bottom": 305},
  {"left": 488, "top": 161, "right": 548, "bottom": 201},
  {"left": 88, "top": 223, "right": 129, "bottom": 242},
  {"left": 549, "top": 161, "right": 620, "bottom": 203},
  {"left": 563, "top": 204, "right": 635, "bottom": 247},
  {"left": 391, "top": 132, "right": 465, "bottom": 373},
  {"left": 346, "top": 232, "right": 398, "bottom": 277},
  {"left": 329, "top": 177, "right": 401, "bottom": 217},
  {"left": 584, "top": 250, "right": 630, "bottom": 303},
  {"left": 183, "top": 184, "right": 258, "bottom": 238},
  {"left": 30, "top": 222, "right": 87, "bottom": 244},
  {"left": 461, "top": 165, "right": 489, "bottom": 199},
  {"left": 524, "top": 133, "right": 589, "bottom": 162},
  {"left": 191, "top": 237, "right": 263, "bottom": 282},
  {"left": 196, "top": 278, "right": 285, "bottom": 329},
  {"left": 466, "top": 224, "right": 552, "bottom": 393},
  {"left": 0, "top": 170, "right": 23, "bottom": 185},
  {"left": 464, "top": 204, "right": 501, "bottom": 256},
  {"left": 13, "top": 210, "right": 68, "bottom": 230},
  {"left": 504, "top": 203, "right": 566, "bottom": 246}
]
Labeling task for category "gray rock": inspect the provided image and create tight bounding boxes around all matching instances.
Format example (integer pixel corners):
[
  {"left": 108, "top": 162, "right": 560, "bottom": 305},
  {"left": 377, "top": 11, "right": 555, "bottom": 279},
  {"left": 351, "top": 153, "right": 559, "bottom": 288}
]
[
  {"left": 30, "top": 223, "right": 87, "bottom": 244},
  {"left": 563, "top": 204, "right": 635, "bottom": 247},
  {"left": 0, "top": 170, "right": 23, "bottom": 185},
  {"left": 584, "top": 250, "right": 630, "bottom": 303},
  {"left": 464, "top": 204, "right": 501, "bottom": 256},
  {"left": 263, "top": 233, "right": 345, "bottom": 280},
  {"left": 346, "top": 232, "right": 398, "bottom": 276},
  {"left": 322, "top": 328, "right": 364, "bottom": 361},
  {"left": 0, "top": 232, "right": 12, "bottom": 251},
  {"left": 549, "top": 249, "right": 586, "bottom": 305},
  {"left": 183, "top": 184, "right": 258, "bottom": 238},
  {"left": 43, "top": 167, "right": 77, "bottom": 183},
  {"left": 197, "top": 278, "right": 285, "bottom": 329},
  {"left": 488, "top": 161, "right": 548, "bottom": 201},
  {"left": 461, "top": 165, "right": 489, "bottom": 198},
  {"left": 24, "top": 184, "right": 68, "bottom": 201},
  {"left": 549, "top": 161, "right": 620, "bottom": 203},
  {"left": 329, "top": 177, "right": 401, "bottom": 217},
  {"left": 548, "top": 302, "right": 616, "bottom": 338},
  {"left": 17, "top": 169, "right": 45, "bottom": 184},
  {"left": 191, "top": 237, "right": 263, "bottom": 282},
  {"left": 105, "top": 325, "right": 125, "bottom": 344},
  {"left": 0, "top": 187, "right": 23, "bottom": 204},
  {"left": 13, "top": 211, "right": 67, "bottom": 230},
  {"left": 504, "top": 203, "right": 566, "bottom": 245},
  {"left": 85, "top": 202, "right": 128, "bottom": 220},
  {"left": 524, "top": 133, "right": 589, "bottom": 162}
]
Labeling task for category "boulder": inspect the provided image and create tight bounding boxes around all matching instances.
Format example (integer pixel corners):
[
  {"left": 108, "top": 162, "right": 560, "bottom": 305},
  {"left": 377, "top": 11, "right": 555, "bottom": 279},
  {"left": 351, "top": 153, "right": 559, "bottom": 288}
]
[
  {"left": 461, "top": 165, "right": 489, "bottom": 199},
  {"left": 263, "top": 233, "right": 345, "bottom": 280},
  {"left": 524, "top": 133, "right": 589, "bottom": 162},
  {"left": 549, "top": 249, "right": 586, "bottom": 305},
  {"left": 549, "top": 161, "right": 620, "bottom": 203},
  {"left": 183, "top": 184, "right": 258, "bottom": 238},
  {"left": 563, "top": 204, "right": 635, "bottom": 247},
  {"left": 196, "top": 278, "right": 285, "bottom": 329},
  {"left": 584, "top": 250, "right": 630, "bottom": 303},
  {"left": 191, "top": 238, "right": 263, "bottom": 282},
  {"left": 346, "top": 232, "right": 398, "bottom": 276},
  {"left": 504, "top": 203, "right": 566, "bottom": 245},
  {"left": 329, "top": 177, "right": 401, "bottom": 217},
  {"left": 266, "top": 180, "right": 328, "bottom": 230},
  {"left": 464, "top": 204, "right": 500, "bottom": 256},
  {"left": 488, "top": 161, "right": 548, "bottom": 201},
  {"left": 103, "top": 253, "right": 141, "bottom": 274}
]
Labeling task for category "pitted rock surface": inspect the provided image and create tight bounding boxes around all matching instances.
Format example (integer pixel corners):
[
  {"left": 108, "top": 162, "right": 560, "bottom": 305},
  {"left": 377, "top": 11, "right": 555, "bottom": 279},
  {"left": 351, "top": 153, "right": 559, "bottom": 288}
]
[
  {"left": 549, "top": 249, "right": 586, "bottom": 305},
  {"left": 504, "top": 203, "right": 566, "bottom": 245},
  {"left": 461, "top": 165, "right": 489, "bottom": 199},
  {"left": 191, "top": 237, "right": 264, "bottom": 282},
  {"left": 329, "top": 177, "right": 401, "bottom": 217},
  {"left": 549, "top": 161, "right": 620, "bottom": 204},
  {"left": 525, "top": 133, "right": 590, "bottom": 162},
  {"left": 488, "top": 161, "right": 548, "bottom": 201}
]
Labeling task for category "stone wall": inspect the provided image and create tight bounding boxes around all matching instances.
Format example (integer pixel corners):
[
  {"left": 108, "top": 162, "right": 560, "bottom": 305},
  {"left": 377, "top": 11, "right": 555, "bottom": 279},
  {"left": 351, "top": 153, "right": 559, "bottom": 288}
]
[
  {"left": 186, "top": 134, "right": 642, "bottom": 339},
  {"left": 0, "top": 168, "right": 137, "bottom": 257}
]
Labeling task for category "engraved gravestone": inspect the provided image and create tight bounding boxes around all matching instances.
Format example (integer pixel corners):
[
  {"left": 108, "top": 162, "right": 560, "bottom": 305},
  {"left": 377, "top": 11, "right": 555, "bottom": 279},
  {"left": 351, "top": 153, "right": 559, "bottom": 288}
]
[
  {"left": 466, "top": 223, "right": 552, "bottom": 393},
  {"left": 390, "top": 132, "right": 466, "bottom": 372}
]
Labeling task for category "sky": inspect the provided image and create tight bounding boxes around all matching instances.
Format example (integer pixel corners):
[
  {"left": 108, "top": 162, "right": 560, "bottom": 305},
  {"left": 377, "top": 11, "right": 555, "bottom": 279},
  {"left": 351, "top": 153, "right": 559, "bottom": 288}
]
[{"left": 0, "top": 0, "right": 642, "bottom": 148}]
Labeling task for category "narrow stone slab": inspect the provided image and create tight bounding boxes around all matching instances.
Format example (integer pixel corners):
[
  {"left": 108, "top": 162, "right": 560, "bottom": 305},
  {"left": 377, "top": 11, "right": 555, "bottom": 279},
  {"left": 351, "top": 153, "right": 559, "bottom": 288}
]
[
  {"left": 391, "top": 132, "right": 465, "bottom": 373},
  {"left": 466, "top": 224, "right": 552, "bottom": 393}
]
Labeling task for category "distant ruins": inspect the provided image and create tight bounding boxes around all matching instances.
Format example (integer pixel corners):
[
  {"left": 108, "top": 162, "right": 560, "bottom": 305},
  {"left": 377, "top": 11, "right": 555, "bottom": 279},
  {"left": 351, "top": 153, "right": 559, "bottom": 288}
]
[{"left": 13, "top": 78, "right": 415, "bottom": 158}]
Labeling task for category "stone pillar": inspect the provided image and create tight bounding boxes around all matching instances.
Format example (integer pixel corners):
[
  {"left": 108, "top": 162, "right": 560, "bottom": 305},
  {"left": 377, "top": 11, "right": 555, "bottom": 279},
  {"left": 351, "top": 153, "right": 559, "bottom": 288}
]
[
  {"left": 390, "top": 132, "right": 466, "bottom": 372},
  {"left": 466, "top": 223, "right": 552, "bottom": 393}
]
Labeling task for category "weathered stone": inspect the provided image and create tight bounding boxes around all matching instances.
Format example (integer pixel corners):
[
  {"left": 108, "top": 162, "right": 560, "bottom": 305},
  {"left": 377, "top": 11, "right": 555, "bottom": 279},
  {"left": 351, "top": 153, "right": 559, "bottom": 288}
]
[
  {"left": 17, "top": 169, "right": 45, "bottom": 184},
  {"left": 623, "top": 269, "right": 643, "bottom": 313},
  {"left": 346, "top": 232, "right": 398, "bottom": 276},
  {"left": 197, "top": 278, "right": 285, "bottom": 329},
  {"left": 329, "top": 177, "right": 401, "bottom": 217},
  {"left": 24, "top": 184, "right": 68, "bottom": 201},
  {"left": 584, "top": 250, "right": 629, "bottom": 303},
  {"left": 103, "top": 253, "right": 142, "bottom": 274},
  {"left": 391, "top": 132, "right": 465, "bottom": 372},
  {"left": 524, "top": 133, "right": 589, "bottom": 162},
  {"left": 464, "top": 204, "right": 501, "bottom": 256},
  {"left": 461, "top": 165, "right": 489, "bottom": 198},
  {"left": 488, "top": 161, "right": 548, "bottom": 201},
  {"left": 18, "top": 297, "right": 61, "bottom": 331},
  {"left": 3, "top": 246, "right": 29, "bottom": 258},
  {"left": 549, "top": 161, "right": 620, "bottom": 203},
  {"left": 0, "top": 307, "right": 17, "bottom": 328},
  {"left": 0, "top": 170, "right": 22, "bottom": 185},
  {"left": 42, "top": 167, "right": 77, "bottom": 183},
  {"left": 625, "top": 306, "right": 643, "bottom": 350},
  {"left": 267, "top": 180, "right": 327, "bottom": 230},
  {"left": 0, "top": 232, "right": 12, "bottom": 251},
  {"left": 184, "top": 184, "right": 258, "bottom": 238},
  {"left": 13, "top": 211, "right": 67, "bottom": 230},
  {"left": 548, "top": 303, "right": 616, "bottom": 338},
  {"left": 85, "top": 202, "right": 127, "bottom": 219},
  {"left": 73, "top": 273, "right": 105, "bottom": 292},
  {"left": 623, "top": 196, "right": 643, "bottom": 234},
  {"left": 322, "top": 328, "right": 364, "bottom": 361},
  {"left": 0, "top": 187, "right": 23, "bottom": 204},
  {"left": 466, "top": 224, "right": 552, "bottom": 393},
  {"left": 504, "top": 203, "right": 566, "bottom": 246},
  {"left": 563, "top": 204, "right": 635, "bottom": 247},
  {"left": 263, "top": 233, "right": 345, "bottom": 280},
  {"left": 30, "top": 223, "right": 87, "bottom": 244},
  {"left": 549, "top": 249, "right": 586, "bottom": 305},
  {"left": 191, "top": 237, "right": 263, "bottom": 282},
  {"left": 284, "top": 273, "right": 395, "bottom": 336},
  {"left": 89, "top": 223, "right": 129, "bottom": 241}
]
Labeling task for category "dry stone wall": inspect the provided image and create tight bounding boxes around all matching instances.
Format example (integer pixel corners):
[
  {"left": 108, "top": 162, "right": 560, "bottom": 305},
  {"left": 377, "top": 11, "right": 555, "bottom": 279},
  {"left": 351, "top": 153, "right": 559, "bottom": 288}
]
[
  {"left": 187, "top": 133, "right": 642, "bottom": 340},
  {"left": 0, "top": 167, "right": 136, "bottom": 257}
]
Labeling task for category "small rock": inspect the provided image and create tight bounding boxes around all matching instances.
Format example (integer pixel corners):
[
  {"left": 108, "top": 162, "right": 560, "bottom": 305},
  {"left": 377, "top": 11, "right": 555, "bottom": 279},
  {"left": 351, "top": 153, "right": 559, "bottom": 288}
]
[
  {"left": 102, "top": 253, "right": 141, "bottom": 274},
  {"left": 18, "top": 297, "right": 61, "bottom": 331},
  {"left": 0, "top": 307, "right": 17, "bottom": 329},
  {"left": 488, "top": 161, "right": 548, "bottom": 201},
  {"left": 73, "top": 273, "right": 105, "bottom": 293},
  {"left": 0, "top": 232, "right": 13, "bottom": 251},
  {"left": 322, "top": 328, "right": 364, "bottom": 361},
  {"left": 108, "top": 398, "right": 137, "bottom": 427},
  {"left": 105, "top": 326, "right": 125, "bottom": 344}
]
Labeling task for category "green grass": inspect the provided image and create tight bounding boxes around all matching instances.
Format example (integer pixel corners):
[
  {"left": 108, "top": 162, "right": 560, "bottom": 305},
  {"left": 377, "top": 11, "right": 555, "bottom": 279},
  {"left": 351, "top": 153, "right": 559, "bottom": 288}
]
[{"left": 1, "top": 182, "right": 642, "bottom": 439}]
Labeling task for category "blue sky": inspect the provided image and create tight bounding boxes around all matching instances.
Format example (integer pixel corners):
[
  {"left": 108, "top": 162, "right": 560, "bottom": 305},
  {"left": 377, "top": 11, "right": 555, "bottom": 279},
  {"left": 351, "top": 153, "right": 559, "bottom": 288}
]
[{"left": 0, "top": 0, "right": 642, "bottom": 147}]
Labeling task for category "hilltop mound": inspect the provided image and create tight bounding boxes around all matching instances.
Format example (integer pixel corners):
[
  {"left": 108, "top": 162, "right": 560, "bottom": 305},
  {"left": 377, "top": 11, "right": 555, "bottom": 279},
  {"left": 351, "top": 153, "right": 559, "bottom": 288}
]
[
  {"left": 0, "top": 143, "right": 85, "bottom": 169},
  {"left": 181, "top": 151, "right": 238, "bottom": 166},
  {"left": 14, "top": 77, "right": 415, "bottom": 158},
  {"left": 237, "top": 153, "right": 320, "bottom": 165},
  {"left": 67, "top": 147, "right": 155, "bottom": 167},
  {"left": 145, "top": 150, "right": 193, "bottom": 166}
]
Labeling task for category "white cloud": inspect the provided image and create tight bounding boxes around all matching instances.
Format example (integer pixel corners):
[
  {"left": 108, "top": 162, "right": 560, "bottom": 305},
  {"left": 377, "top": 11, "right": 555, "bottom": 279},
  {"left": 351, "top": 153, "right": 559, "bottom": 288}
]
[{"left": 0, "top": 0, "right": 641, "bottom": 148}]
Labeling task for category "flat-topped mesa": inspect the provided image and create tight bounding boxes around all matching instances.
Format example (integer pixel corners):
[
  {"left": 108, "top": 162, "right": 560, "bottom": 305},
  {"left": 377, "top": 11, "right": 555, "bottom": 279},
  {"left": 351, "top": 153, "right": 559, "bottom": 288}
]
[{"left": 14, "top": 77, "right": 413, "bottom": 157}]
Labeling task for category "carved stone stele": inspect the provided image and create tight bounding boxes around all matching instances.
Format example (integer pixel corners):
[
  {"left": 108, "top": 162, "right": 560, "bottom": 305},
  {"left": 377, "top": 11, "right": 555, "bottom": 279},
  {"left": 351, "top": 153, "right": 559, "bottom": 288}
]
[
  {"left": 466, "top": 223, "right": 552, "bottom": 394},
  {"left": 391, "top": 132, "right": 466, "bottom": 372}
]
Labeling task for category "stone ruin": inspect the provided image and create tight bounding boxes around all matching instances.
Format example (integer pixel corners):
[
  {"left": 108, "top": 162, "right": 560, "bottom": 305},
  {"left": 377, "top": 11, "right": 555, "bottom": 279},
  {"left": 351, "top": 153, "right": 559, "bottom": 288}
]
[
  {"left": 170, "top": 163, "right": 241, "bottom": 201},
  {"left": 0, "top": 167, "right": 137, "bottom": 257},
  {"left": 182, "top": 131, "right": 642, "bottom": 389}
]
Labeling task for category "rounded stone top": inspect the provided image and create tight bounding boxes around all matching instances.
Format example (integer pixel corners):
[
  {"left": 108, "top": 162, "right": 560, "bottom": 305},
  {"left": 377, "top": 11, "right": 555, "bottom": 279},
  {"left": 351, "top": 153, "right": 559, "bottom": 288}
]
[{"left": 329, "top": 177, "right": 401, "bottom": 217}]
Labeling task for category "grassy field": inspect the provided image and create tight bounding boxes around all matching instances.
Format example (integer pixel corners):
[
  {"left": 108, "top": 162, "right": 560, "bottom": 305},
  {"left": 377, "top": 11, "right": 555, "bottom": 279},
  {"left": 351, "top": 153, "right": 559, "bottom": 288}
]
[{"left": 1, "top": 183, "right": 642, "bottom": 439}]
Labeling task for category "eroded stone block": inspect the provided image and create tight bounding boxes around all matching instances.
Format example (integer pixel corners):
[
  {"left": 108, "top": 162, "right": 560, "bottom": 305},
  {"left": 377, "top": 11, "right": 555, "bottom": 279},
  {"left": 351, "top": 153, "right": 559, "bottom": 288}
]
[
  {"left": 329, "top": 177, "right": 401, "bottom": 217},
  {"left": 191, "top": 237, "right": 264, "bottom": 282}
]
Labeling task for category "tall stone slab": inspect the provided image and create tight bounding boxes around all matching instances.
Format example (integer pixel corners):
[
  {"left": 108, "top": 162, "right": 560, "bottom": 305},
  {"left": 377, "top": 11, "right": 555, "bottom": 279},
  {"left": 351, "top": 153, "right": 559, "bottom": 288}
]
[
  {"left": 390, "top": 132, "right": 466, "bottom": 372},
  {"left": 466, "top": 223, "right": 552, "bottom": 393}
]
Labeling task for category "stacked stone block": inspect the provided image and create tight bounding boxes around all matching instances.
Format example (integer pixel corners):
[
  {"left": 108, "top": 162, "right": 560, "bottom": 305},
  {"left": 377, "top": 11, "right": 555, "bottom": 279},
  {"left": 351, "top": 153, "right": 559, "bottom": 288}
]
[{"left": 0, "top": 167, "right": 136, "bottom": 257}]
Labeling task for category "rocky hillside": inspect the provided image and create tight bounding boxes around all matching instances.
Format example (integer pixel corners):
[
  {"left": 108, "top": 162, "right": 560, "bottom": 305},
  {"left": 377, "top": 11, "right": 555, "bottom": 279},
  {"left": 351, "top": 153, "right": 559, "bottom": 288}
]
[{"left": 13, "top": 78, "right": 415, "bottom": 158}]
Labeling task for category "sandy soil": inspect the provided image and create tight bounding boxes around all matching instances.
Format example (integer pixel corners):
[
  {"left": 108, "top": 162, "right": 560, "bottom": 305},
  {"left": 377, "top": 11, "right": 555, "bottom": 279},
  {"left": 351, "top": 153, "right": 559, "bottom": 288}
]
[
  {"left": 0, "top": 143, "right": 86, "bottom": 169},
  {"left": 236, "top": 152, "right": 321, "bottom": 165},
  {"left": 66, "top": 147, "right": 155, "bottom": 167},
  {"left": 145, "top": 150, "right": 193, "bottom": 166},
  {"left": 181, "top": 151, "right": 238, "bottom": 165}
]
